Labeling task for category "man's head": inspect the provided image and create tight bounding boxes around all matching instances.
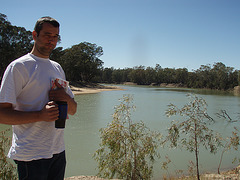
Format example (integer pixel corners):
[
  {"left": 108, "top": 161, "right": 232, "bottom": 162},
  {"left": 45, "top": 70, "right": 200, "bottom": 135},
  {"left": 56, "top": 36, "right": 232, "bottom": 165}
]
[
  {"left": 34, "top": 16, "right": 60, "bottom": 36},
  {"left": 31, "top": 16, "right": 60, "bottom": 58}
]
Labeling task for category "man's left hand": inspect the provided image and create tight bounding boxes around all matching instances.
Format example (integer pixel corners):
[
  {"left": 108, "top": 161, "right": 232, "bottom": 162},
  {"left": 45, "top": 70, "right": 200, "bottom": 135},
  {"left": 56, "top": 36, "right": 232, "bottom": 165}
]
[{"left": 49, "top": 80, "right": 69, "bottom": 102}]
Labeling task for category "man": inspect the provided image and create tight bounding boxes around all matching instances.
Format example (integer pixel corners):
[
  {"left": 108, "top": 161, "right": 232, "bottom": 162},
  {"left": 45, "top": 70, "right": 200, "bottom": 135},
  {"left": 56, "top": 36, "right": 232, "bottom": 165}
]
[{"left": 0, "top": 16, "right": 77, "bottom": 180}]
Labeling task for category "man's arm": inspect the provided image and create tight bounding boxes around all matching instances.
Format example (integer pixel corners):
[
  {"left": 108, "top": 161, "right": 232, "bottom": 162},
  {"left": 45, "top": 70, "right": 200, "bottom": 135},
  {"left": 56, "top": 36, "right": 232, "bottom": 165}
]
[
  {"left": 49, "top": 81, "right": 77, "bottom": 115},
  {"left": 66, "top": 97, "right": 77, "bottom": 115},
  {"left": 0, "top": 102, "right": 59, "bottom": 125}
]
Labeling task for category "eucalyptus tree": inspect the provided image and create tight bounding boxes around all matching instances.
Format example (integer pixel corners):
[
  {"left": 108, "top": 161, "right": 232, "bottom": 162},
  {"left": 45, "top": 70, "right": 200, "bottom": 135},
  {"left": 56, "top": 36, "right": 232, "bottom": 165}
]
[
  {"left": 94, "top": 95, "right": 161, "bottom": 180},
  {"left": 0, "top": 13, "right": 33, "bottom": 77},
  {"left": 102, "top": 67, "right": 114, "bottom": 83},
  {"left": 145, "top": 66, "right": 156, "bottom": 85},
  {"left": 164, "top": 94, "right": 222, "bottom": 180},
  {"left": 50, "top": 47, "right": 64, "bottom": 64},
  {"left": 61, "top": 42, "right": 103, "bottom": 82},
  {"left": 238, "top": 70, "right": 240, "bottom": 86},
  {"left": 129, "top": 66, "right": 146, "bottom": 85}
]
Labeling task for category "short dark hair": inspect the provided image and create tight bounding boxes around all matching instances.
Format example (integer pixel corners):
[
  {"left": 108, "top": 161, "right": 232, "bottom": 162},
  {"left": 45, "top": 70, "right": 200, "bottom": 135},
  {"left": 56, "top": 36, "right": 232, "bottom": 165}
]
[{"left": 34, "top": 16, "right": 60, "bottom": 36}]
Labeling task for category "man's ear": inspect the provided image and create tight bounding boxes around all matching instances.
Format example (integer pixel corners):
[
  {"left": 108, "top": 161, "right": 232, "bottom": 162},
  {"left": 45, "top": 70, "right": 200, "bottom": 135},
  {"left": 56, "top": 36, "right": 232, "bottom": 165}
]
[{"left": 32, "top": 31, "right": 37, "bottom": 40}]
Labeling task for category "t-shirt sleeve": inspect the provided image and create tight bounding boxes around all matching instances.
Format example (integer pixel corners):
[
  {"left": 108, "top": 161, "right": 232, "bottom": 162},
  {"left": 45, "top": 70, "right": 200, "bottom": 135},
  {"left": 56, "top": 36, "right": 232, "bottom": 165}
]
[
  {"left": 66, "top": 86, "right": 74, "bottom": 98},
  {"left": 58, "top": 64, "right": 74, "bottom": 99},
  {"left": 0, "top": 63, "right": 25, "bottom": 108}
]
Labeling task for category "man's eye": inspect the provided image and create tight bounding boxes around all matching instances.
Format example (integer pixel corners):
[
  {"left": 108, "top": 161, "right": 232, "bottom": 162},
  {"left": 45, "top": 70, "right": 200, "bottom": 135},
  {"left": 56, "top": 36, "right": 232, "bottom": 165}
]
[
  {"left": 44, "top": 35, "right": 51, "bottom": 38},
  {"left": 44, "top": 35, "right": 58, "bottom": 40}
]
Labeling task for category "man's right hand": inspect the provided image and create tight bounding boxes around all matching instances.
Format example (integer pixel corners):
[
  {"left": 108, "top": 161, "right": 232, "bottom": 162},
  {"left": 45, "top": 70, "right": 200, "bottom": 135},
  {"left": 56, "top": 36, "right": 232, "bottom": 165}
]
[
  {"left": 40, "top": 101, "right": 59, "bottom": 122},
  {"left": 0, "top": 102, "right": 59, "bottom": 125}
]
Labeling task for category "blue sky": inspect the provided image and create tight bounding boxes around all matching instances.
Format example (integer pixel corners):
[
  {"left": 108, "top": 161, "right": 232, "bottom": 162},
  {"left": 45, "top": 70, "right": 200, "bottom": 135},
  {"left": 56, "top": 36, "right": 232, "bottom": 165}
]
[{"left": 1, "top": 0, "right": 239, "bottom": 71}]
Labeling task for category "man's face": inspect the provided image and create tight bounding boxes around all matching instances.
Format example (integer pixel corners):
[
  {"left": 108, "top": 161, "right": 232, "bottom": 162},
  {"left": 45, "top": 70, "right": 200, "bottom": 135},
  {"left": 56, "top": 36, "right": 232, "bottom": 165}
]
[{"left": 33, "top": 22, "right": 59, "bottom": 58}]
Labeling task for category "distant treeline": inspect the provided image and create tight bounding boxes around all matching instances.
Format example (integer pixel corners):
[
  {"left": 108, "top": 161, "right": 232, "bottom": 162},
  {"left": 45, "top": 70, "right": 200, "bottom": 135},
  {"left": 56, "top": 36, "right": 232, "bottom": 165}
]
[
  {"left": 97, "top": 63, "right": 239, "bottom": 90},
  {"left": 1, "top": 13, "right": 239, "bottom": 90}
]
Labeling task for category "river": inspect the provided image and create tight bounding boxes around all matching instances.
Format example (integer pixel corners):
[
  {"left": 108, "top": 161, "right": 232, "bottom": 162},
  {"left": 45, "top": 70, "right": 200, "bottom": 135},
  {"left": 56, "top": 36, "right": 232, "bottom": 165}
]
[{"left": 1, "top": 85, "right": 240, "bottom": 179}]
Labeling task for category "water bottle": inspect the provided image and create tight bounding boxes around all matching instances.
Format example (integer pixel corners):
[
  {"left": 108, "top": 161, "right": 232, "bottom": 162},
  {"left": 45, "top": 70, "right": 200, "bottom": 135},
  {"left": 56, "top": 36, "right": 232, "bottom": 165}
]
[{"left": 55, "top": 101, "right": 68, "bottom": 128}]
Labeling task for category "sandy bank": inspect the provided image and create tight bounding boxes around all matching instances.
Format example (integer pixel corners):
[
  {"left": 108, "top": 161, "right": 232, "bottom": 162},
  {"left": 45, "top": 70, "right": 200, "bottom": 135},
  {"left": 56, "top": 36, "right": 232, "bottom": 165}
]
[
  {"left": 70, "top": 84, "right": 124, "bottom": 95},
  {"left": 65, "top": 166, "right": 240, "bottom": 180},
  {"left": 65, "top": 176, "right": 119, "bottom": 180}
]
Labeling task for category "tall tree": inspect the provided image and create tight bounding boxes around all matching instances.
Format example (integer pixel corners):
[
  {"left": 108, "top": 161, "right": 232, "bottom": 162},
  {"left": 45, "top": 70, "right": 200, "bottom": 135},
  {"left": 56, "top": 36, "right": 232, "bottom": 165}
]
[
  {"left": 129, "top": 66, "right": 146, "bottom": 85},
  {"left": 102, "top": 67, "right": 114, "bottom": 83},
  {"left": 238, "top": 71, "right": 240, "bottom": 86},
  {"left": 175, "top": 68, "right": 188, "bottom": 84},
  {"left": 210, "top": 62, "right": 238, "bottom": 90},
  {"left": 194, "top": 64, "right": 213, "bottom": 89},
  {"left": 61, "top": 42, "right": 103, "bottom": 82},
  {"left": 145, "top": 67, "right": 156, "bottom": 85},
  {"left": 0, "top": 13, "right": 33, "bottom": 77},
  {"left": 50, "top": 47, "right": 64, "bottom": 64}
]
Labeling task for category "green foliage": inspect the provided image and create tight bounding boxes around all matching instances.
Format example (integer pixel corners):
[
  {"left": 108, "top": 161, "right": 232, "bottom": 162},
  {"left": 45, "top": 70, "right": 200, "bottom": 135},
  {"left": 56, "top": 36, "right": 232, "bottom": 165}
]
[
  {"left": 99, "top": 62, "right": 238, "bottom": 90},
  {"left": 0, "top": 13, "right": 33, "bottom": 77},
  {"left": 129, "top": 66, "right": 146, "bottom": 85},
  {"left": 50, "top": 47, "right": 65, "bottom": 64},
  {"left": 94, "top": 95, "right": 161, "bottom": 180},
  {"left": 101, "top": 67, "right": 114, "bottom": 83},
  {"left": 192, "top": 62, "right": 238, "bottom": 90},
  {"left": 60, "top": 42, "right": 103, "bottom": 82},
  {"left": 238, "top": 70, "right": 240, "bottom": 86},
  {"left": 164, "top": 94, "right": 222, "bottom": 180},
  {"left": 1, "top": 14, "right": 103, "bottom": 83},
  {"left": 0, "top": 129, "right": 17, "bottom": 180}
]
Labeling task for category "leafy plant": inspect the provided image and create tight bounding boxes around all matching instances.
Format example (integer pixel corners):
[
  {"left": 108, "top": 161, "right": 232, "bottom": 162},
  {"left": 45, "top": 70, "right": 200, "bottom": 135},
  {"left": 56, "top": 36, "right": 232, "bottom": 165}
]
[
  {"left": 164, "top": 94, "right": 222, "bottom": 180},
  {"left": 0, "top": 13, "right": 33, "bottom": 78},
  {"left": 215, "top": 110, "right": 240, "bottom": 174},
  {"left": 94, "top": 95, "right": 161, "bottom": 180},
  {"left": 0, "top": 128, "right": 17, "bottom": 180}
]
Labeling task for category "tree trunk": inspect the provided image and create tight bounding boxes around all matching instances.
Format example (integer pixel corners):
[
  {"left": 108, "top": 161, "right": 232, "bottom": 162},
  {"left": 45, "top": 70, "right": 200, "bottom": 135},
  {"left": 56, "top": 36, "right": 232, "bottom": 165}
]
[
  {"left": 194, "top": 123, "right": 200, "bottom": 180},
  {"left": 195, "top": 147, "right": 200, "bottom": 180}
]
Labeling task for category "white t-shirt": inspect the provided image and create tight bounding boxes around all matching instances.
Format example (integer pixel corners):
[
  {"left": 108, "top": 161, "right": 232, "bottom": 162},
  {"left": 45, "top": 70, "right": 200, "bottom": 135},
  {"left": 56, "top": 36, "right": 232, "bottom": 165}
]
[{"left": 0, "top": 53, "right": 74, "bottom": 161}]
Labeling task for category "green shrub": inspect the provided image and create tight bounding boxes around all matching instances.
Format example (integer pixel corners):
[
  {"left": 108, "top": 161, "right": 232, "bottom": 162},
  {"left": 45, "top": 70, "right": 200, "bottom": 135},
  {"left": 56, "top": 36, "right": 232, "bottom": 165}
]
[
  {"left": 94, "top": 95, "right": 161, "bottom": 180},
  {"left": 0, "top": 128, "right": 17, "bottom": 180}
]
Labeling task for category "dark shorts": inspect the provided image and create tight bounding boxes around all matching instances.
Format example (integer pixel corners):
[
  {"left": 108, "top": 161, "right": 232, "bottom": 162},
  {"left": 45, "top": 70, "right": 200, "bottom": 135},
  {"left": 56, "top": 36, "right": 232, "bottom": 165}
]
[{"left": 14, "top": 151, "right": 66, "bottom": 180}]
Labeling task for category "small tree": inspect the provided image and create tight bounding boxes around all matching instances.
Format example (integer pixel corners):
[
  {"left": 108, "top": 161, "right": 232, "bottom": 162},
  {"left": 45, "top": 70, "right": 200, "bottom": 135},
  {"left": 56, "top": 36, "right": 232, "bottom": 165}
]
[
  {"left": 164, "top": 94, "right": 222, "bottom": 180},
  {"left": 215, "top": 110, "right": 240, "bottom": 174},
  {"left": 94, "top": 95, "right": 161, "bottom": 180},
  {"left": 0, "top": 129, "right": 17, "bottom": 180}
]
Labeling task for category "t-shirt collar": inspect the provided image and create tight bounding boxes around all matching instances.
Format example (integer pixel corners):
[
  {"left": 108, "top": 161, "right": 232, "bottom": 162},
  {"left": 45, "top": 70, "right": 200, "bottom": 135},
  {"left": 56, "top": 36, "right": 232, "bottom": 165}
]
[{"left": 29, "top": 53, "right": 50, "bottom": 61}]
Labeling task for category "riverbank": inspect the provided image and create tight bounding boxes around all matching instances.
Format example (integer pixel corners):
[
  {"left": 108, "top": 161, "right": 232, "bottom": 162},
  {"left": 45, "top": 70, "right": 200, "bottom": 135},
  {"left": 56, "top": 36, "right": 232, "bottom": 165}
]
[
  {"left": 70, "top": 82, "right": 124, "bottom": 95},
  {"left": 71, "top": 82, "right": 240, "bottom": 96},
  {"left": 65, "top": 176, "right": 119, "bottom": 180},
  {"left": 124, "top": 82, "right": 240, "bottom": 96},
  {"left": 65, "top": 165, "right": 240, "bottom": 180}
]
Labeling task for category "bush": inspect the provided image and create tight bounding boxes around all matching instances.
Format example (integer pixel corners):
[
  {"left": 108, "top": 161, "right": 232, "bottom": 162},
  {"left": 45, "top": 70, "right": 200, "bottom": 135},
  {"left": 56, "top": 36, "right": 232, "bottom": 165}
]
[
  {"left": 0, "top": 128, "right": 17, "bottom": 180},
  {"left": 94, "top": 95, "right": 161, "bottom": 180}
]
